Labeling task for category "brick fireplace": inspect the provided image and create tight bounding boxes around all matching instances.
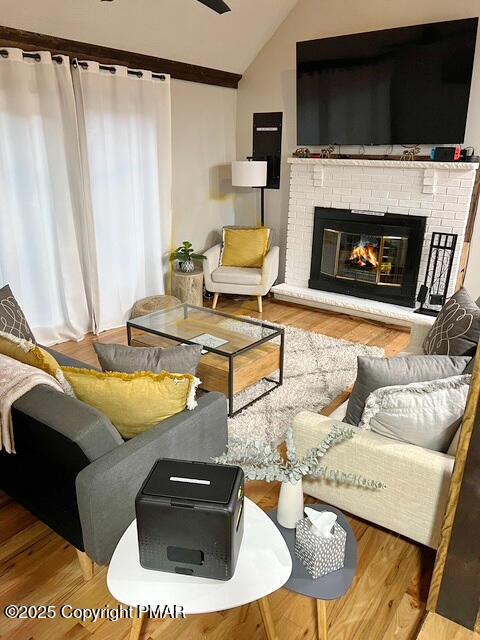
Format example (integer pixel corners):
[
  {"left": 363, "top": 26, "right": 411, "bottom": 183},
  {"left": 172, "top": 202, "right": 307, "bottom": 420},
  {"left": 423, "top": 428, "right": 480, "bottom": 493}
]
[{"left": 272, "top": 158, "right": 479, "bottom": 326}]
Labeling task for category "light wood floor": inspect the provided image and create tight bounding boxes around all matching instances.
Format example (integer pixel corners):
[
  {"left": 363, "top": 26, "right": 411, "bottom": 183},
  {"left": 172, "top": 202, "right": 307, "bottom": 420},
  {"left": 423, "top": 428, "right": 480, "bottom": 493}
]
[
  {"left": 417, "top": 613, "right": 479, "bottom": 640},
  {"left": 0, "top": 297, "right": 475, "bottom": 640}
]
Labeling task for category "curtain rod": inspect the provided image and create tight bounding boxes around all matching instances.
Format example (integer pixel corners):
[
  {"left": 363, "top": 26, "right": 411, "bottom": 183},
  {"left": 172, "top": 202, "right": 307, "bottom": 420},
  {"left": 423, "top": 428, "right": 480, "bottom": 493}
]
[
  {"left": 0, "top": 49, "right": 166, "bottom": 80},
  {"left": 73, "top": 59, "right": 166, "bottom": 81},
  {"left": 0, "top": 49, "right": 64, "bottom": 63}
]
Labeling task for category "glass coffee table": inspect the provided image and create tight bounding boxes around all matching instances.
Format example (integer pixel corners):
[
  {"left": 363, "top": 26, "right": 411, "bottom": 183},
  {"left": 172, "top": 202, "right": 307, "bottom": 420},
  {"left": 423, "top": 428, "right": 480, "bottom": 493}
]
[{"left": 127, "top": 304, "right": 285, "bottom": 417}]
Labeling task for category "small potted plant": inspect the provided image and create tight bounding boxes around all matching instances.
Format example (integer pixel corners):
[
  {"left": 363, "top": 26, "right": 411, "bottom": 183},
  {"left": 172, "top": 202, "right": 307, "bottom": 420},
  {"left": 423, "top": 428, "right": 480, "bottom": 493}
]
[{"left": 170, "top": 241, "right": 206, "bottom": 273}]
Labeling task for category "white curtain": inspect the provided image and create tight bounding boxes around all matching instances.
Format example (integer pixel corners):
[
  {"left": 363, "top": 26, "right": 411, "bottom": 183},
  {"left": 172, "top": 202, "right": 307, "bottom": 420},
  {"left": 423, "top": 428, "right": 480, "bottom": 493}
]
[
  {"left": 0, "top": 49, "right": 90, "bottom": 344},
  {"left": 72, "top": 61, "right": 172, "bottom": 333}
]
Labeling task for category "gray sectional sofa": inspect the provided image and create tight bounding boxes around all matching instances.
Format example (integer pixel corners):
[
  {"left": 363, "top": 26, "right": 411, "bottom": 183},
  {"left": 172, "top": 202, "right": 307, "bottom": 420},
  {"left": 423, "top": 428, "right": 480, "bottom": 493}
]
[{"left": 0, "top": 349, "right": 228, "bottom": 565}]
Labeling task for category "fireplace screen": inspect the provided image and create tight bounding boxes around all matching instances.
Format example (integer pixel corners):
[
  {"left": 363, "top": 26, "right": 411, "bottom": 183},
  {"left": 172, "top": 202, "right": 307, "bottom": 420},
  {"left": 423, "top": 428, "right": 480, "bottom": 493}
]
[
  {"left": 320, "top": 230, "right": 409, "bottom": 288},
  {"left": 310, "top": 208, "right": 426, "bottom": 308}
]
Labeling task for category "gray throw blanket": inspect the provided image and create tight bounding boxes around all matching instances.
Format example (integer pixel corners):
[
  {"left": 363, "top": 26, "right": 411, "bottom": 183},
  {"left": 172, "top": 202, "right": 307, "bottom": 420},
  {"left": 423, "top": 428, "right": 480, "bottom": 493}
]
[{"left": 0, "top": 353, "right": 64, "bottom": 453}]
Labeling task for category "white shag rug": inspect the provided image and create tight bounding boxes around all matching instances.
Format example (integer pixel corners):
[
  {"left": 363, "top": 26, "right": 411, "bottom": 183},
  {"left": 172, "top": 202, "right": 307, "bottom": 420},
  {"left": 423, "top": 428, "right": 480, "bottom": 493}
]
[{"left": 228, "top": 322, "right": 384, "bottom": 444}]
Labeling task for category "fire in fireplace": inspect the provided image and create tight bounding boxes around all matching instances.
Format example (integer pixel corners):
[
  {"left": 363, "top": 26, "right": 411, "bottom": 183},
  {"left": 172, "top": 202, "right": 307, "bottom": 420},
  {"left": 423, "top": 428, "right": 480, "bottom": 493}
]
[
  {"left": 347, "top": 239, "right": 379, "bottom": 270},
  {"left": 323, "top": 230, "right": 409, "bottom": 287},
  {"left": 310, "top": 208, "right": 427, "bottom": 307}
]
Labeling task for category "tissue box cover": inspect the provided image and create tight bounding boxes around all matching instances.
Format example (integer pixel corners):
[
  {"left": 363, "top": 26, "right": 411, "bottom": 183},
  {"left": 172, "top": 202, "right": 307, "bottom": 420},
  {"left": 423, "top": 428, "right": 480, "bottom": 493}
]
[{"left": 295, "top": 517, "right": 346, "bottom": 579}]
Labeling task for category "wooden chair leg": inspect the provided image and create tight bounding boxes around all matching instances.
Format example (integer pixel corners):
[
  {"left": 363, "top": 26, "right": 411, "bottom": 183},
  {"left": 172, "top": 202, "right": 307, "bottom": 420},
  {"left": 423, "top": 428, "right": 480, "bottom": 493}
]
[
  {"left": 212, "top": 293, "right": 219, "bottom": 309},
  {"left": 257, "top": 296, "right": 263, "bottom": 313},
  {"left": 239, "top": 603, "right": 250, "bottom": 624},
  {"left": 129, "top": 610, "right": 146, "bottom": 640},
  {"left": 257, "top": 597, "right": 279, "bottom": 640},
  {"left": 316, "top": 599, "right": 328, "bottom": 640},
  {"left": 76, "top": 549, "right": 94, "bottom": 581}
]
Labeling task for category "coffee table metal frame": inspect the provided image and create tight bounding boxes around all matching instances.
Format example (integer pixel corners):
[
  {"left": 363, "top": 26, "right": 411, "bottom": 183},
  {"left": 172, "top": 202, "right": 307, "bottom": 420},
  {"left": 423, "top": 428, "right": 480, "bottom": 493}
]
[{"left": 127, "top": 304, "right": 285, "bottom": 418}]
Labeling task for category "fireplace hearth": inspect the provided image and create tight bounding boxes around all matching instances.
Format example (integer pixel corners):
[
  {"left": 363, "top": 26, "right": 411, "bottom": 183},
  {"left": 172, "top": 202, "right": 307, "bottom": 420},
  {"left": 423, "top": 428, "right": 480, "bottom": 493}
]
[{"left": 310, "top": 208, "right": 427, "bottom": 307}]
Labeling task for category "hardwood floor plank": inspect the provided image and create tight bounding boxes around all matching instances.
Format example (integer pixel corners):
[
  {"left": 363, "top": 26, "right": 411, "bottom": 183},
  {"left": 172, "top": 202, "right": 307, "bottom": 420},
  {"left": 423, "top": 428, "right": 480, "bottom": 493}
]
[
  {"left": 381, "top": 592, "right": 424, "bottom": 640},
  {"left": 325, "top": 530, "right": 420, "bottom": 640},
  {"left": 0, "top": 519, "right": 51, "bottom": 565},
  {"left": 417, "top": 612, "right": 480, "bottom": 640},
  {"left": 0, "top": 501, "right": 39, "bottom": 546},
  {"left": 0, "top": 535, "right": 84, "bottom": 638}
]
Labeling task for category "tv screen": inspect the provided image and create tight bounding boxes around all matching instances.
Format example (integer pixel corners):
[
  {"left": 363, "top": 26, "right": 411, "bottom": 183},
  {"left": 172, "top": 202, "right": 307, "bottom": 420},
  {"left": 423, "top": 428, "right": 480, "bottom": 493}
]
[{"left": 297, "top": 18, "right": 478, "bottom": 145}]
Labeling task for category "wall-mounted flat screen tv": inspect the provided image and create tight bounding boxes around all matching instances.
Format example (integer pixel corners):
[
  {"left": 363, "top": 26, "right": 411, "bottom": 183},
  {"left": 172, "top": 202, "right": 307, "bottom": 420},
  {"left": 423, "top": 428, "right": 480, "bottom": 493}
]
[{"left": 297, "top": 18, "right": 478, "bottom": 145}]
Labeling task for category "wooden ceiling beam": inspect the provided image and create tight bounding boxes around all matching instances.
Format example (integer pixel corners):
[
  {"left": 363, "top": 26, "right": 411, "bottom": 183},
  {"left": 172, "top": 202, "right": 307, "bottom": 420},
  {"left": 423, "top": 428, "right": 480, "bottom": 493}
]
[{"left": 0, "top": 25, "right": 242, "bottom": 89}]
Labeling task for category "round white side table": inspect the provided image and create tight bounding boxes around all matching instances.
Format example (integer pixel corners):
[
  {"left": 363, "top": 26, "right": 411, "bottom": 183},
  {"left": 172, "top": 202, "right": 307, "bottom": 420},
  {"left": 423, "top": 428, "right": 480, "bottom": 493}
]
[{"left": 107, "top": 498, "right": 292, "bottom": 640}]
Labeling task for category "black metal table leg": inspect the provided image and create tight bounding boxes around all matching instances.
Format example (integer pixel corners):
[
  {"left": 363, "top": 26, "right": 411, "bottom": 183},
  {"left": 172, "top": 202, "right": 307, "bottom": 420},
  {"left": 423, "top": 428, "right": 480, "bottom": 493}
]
[
  {"left": 279, "top": 330, "right": 285, "bottom": 386},
  {"left": 228, "top": 354, "right": 235, "bottom": 418},
  {"left": 127, "top": 324, "right": 132, "bottom": 346},
  {"left": 228, "top": 330, "right": 285, "bottom": 417}
]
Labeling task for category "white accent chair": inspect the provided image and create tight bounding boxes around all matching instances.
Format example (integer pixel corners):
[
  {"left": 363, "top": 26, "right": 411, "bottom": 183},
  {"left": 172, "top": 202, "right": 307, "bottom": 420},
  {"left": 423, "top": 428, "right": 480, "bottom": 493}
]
[
  {"left": 293, "top": 321, "right": 457, "bottom": 549},
  {"left": 203, "top": 243, "right": 280, "bottom": 313}
]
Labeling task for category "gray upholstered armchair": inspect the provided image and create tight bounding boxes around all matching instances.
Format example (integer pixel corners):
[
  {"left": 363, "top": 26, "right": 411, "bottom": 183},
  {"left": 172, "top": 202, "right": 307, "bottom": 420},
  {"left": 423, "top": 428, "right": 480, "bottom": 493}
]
[{"left": 203, "top": 243, "right": 279, "bottom": 313}]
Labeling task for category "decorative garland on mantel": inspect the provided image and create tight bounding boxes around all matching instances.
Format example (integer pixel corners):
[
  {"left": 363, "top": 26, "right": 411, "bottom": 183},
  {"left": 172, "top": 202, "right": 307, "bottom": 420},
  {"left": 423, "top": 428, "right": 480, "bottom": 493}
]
[{"left": 302, "top": 153, "right": 433, "bottom": 161}]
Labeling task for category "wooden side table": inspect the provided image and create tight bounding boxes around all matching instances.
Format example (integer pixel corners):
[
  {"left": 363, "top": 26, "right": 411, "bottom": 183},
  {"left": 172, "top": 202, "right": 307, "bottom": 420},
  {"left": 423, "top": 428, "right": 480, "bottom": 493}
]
[{"left": 171, "top": 269, "right": 204, "bottom": 306}]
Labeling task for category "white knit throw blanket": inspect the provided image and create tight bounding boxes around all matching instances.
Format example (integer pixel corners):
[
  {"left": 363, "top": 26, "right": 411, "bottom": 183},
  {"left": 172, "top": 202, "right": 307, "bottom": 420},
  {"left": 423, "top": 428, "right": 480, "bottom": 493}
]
[{"left": 0, "top": 353, "right": 64, "bottom": 454}]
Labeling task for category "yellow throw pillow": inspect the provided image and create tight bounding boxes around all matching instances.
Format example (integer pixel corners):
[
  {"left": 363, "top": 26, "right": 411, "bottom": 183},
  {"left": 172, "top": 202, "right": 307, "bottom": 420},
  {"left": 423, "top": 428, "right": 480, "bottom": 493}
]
[
  {"left": 221, "top": 228, "right": 270, "bottom": 268},
  {"left": 62, "top": 367, "right": 200, "bottom": 440},
  {"left": 0, "top": 331, "right": 71, "bottom": 392}
]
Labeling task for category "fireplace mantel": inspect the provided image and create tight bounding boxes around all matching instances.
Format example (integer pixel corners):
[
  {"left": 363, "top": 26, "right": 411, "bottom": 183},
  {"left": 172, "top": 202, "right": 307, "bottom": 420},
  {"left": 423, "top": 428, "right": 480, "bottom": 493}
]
[
  {"left": 273, "top": 157, "right": 478, "bottom": 326},
  {"left": 288, "top": 157, "right": 479, "bottom": 170}
]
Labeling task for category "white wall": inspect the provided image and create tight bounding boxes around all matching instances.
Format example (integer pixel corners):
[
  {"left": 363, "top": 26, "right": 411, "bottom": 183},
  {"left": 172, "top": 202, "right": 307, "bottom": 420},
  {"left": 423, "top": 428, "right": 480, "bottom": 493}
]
[
  {"left": 236, "top": 0, "right": 480, "bottom": 298},
  {"left": 171, "top": 80, "right": 236, "bottom": 252}
]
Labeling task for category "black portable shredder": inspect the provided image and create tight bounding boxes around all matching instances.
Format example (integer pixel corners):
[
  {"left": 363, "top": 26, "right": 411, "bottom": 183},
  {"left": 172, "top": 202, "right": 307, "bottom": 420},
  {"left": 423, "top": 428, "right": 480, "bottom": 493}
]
[{"left": 135, "top": 458, "right": 245, "bottom": 581}]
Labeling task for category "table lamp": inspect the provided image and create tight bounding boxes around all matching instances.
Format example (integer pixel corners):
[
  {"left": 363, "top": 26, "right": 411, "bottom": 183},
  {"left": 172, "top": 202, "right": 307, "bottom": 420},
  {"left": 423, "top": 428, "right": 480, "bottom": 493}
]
[{"left": 232, "top": 159, "right": 268, "bottom": 226}]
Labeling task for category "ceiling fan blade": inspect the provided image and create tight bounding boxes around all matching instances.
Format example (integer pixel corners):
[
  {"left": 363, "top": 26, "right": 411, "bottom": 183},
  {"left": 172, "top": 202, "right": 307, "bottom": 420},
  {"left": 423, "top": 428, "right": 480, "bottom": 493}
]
[
  {"left": 100, "top": 0, "right": 231, "bottom": 12},
  {"left": 196, "top": 0, "right": 231, "bottom": 14}
]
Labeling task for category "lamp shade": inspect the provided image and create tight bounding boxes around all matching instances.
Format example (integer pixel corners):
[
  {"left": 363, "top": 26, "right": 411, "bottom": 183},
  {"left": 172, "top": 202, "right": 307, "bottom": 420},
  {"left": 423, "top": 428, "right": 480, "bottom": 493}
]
[{"left": 232, "top": 160, "right": 267, "bottom": 187}]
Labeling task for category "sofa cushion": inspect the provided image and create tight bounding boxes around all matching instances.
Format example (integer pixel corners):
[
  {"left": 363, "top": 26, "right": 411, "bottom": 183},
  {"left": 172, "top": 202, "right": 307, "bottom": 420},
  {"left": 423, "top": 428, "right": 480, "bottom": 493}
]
[
  {"left": 345, "top": 354, "right": 471, "bottom": 426},
  {"left": 423, "top": 288, "right": 480, "bottom": 357},
  {"left": 94, "top": 342, "right": 202, "bottom": 375},
  {"left": 0, "top": 284, "right": 36, "bottom": 342},
  {"left": 360, "top": 374, "right": 471, "bottom": 452},
  {"left": 0, "top": 332, "right": 72, "bottom": 394},
  {"left": 211, "top": 266, "right": 262, "bottom": 286},
  {"left": 62, "top": 367, "right": 200, "bottom": 440},
  {"left": 221, "top": 227, "right": 270, "bottom": 268}
]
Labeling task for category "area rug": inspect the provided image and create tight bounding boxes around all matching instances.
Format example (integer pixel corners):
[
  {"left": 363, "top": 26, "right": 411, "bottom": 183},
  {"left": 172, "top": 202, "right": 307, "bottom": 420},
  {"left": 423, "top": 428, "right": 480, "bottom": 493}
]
[{"left": 228, "top": 322, "right": 384, "bottom": 444}]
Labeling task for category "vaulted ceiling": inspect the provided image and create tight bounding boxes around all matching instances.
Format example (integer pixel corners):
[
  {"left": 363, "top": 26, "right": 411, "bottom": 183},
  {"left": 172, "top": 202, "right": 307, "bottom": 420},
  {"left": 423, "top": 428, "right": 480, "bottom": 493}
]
[{"left": 0, "top": 0, "right": 299, "bottom": 74}]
